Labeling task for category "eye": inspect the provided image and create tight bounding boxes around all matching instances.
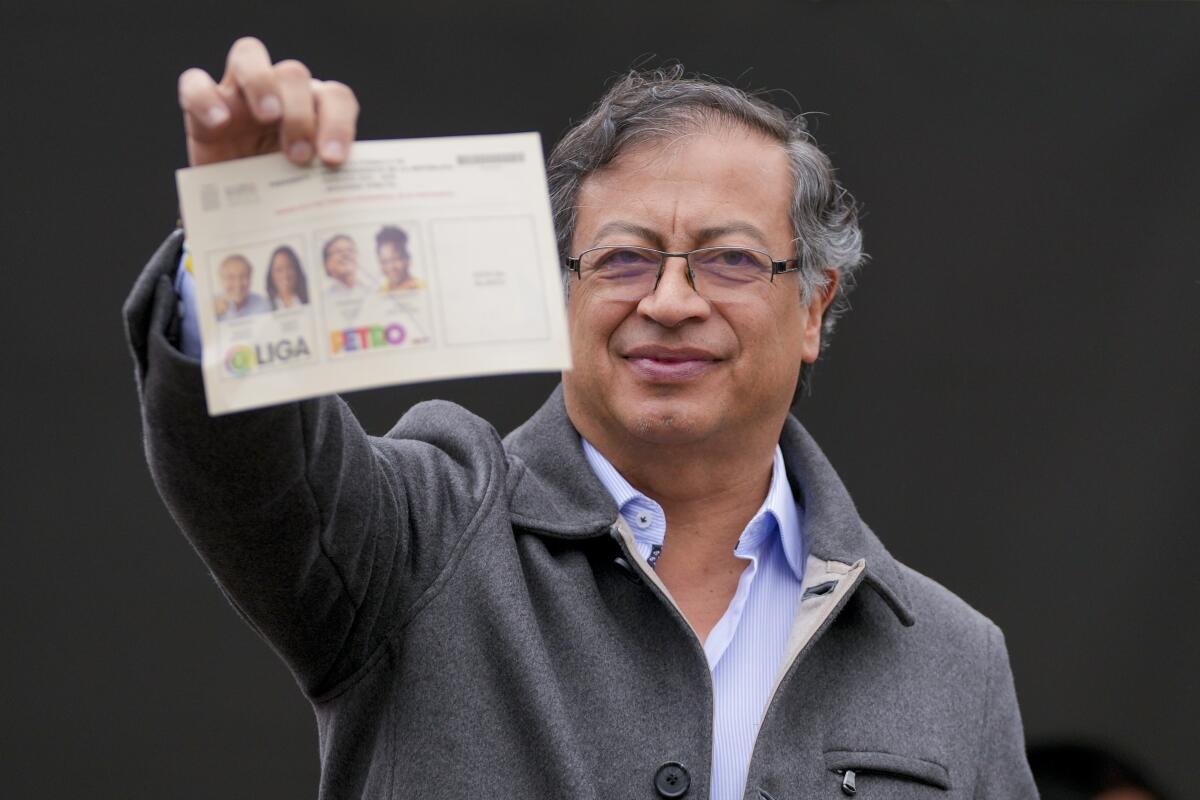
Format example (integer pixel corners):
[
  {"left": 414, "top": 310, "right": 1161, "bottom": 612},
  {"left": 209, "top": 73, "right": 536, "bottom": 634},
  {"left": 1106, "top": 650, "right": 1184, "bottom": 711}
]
[
  {"left": 717, "top": 249, "right": 759, "bottom": 267},
  {"left": 693, "top": 248, "right": 771, "bottom": 283},
  {"left": 597, "top": 248, "right": 657, "bottom": 268},
  {"left": 583, "top": 247, "right": 660, "bottom": 282}
]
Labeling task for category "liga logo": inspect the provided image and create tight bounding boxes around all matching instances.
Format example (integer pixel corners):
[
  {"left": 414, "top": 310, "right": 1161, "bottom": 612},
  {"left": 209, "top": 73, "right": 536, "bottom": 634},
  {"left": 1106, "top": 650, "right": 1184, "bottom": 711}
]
[{"left": 224, "top": 337, "right": 312, "bottom": 377}]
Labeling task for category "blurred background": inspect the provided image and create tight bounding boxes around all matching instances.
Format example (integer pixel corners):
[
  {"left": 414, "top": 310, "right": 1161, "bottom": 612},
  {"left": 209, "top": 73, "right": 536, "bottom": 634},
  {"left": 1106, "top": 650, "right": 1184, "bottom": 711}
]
[{"left": 2, "top": 2, "right": 1196, "bottom": 797}]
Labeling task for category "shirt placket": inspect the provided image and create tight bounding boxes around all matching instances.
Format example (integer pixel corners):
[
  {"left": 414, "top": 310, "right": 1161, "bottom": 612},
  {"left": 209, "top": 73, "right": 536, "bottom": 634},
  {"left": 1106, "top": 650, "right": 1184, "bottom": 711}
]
[{"left": 703, "top": 518, "right": 771, "bottom": 670}]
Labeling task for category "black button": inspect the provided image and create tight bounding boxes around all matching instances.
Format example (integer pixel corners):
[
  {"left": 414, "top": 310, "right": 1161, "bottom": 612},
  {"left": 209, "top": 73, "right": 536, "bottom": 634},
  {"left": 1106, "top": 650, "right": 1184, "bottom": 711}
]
[{"left": 654, "top": 762, "right": 690, "bottom": 798}]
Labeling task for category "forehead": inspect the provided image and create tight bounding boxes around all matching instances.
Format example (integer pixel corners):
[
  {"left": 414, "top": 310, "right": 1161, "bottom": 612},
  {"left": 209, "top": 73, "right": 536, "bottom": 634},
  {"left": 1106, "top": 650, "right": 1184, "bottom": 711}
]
[
  {"left": 221, "top": 258, "right": 250, "bottom": 274},
  {"left": 574, "top": 126, "right": 793, "bottom": 250}
]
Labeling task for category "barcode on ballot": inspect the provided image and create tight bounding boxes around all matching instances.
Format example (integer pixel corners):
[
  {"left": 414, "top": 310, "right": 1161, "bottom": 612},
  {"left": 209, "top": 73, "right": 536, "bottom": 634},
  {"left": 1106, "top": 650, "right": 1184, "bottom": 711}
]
[{"left": 457, "top": 152, "right": 525, "bottom": 165}]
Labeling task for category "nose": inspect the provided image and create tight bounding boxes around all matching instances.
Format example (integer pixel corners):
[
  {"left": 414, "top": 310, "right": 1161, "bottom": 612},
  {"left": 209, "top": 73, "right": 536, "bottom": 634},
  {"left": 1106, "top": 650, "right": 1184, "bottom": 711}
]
[{"left": 637, "top": 255, "right": 710, "bottom": 328}]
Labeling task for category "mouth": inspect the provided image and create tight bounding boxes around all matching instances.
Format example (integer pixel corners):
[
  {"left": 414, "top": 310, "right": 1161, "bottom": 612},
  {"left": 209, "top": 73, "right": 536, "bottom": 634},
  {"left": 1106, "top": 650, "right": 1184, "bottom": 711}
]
[{"left": 622, "top": 346, "right": 721, "bottom": 383}]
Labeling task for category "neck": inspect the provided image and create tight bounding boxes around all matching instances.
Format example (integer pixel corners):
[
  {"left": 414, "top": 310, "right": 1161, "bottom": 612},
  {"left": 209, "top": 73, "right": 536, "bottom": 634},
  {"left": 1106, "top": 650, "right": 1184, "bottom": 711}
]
[
  {"left": 592, "top": 421, "right": 781, "bottom": 559},
  {"left": 592, "top": 422, "right": 781, "bottom": 640}
]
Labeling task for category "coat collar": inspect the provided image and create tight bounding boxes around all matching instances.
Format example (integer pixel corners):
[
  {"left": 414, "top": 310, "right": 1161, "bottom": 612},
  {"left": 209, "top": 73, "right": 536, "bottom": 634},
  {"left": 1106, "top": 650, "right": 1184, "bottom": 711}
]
[{"left": 502, "top": 385, "right": 915, "bottom": 625}]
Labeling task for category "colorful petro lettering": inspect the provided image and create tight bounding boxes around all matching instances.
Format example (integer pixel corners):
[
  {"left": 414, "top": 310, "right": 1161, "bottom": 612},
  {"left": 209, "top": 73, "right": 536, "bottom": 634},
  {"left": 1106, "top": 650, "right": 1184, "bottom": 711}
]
[{"left": 331, "top": 324, "right": 408, "bottom": 354}]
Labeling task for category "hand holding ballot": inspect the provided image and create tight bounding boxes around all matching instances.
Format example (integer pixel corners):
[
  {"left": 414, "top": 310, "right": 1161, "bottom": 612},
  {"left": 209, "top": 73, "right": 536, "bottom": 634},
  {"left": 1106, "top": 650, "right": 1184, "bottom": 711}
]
[
  {"left": 174, "top": 44, "right": 569, "bottom": 415},
  {"left": 177, "top": 36, "right": 359, "bottom": 169}
]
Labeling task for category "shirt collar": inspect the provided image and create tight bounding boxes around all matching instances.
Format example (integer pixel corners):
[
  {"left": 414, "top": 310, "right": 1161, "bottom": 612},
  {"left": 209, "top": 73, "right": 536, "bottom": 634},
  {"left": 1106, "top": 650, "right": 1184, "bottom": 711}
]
[
  {"left": 760, "top": 445, "right": 807, "bottom": 580},
  {"left": 581, "top": 439, "right": 667, "bottom": 545},
  {"left": 581, "top": 438, "right": 806, "bottom": 582}
]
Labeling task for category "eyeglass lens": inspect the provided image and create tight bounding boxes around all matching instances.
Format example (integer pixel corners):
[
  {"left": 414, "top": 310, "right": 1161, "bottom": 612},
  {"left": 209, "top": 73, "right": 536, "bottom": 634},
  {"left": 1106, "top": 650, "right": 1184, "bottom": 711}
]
[{"left": 578, "top": 246, "right": 774, "bottom": 300}]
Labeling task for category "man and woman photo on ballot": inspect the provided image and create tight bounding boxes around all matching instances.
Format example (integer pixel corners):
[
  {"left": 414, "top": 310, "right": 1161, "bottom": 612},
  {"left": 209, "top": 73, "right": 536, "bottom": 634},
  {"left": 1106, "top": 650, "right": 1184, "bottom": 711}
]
[{"left": 215, "top": 224, "right": 421, "bottom": 321}]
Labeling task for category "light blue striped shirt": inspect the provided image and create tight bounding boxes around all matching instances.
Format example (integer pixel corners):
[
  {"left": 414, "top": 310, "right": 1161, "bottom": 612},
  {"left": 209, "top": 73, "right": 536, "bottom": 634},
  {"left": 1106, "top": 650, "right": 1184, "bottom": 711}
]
[{"left": 582, "top": 439, "right": 806, "bottom": 800}]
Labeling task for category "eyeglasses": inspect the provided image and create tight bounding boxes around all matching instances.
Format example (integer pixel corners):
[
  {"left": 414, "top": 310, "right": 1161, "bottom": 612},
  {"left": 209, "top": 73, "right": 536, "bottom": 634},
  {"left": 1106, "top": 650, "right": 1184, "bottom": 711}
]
[{"left": 566, "top": 245, "right": 800, "bottom": 302}]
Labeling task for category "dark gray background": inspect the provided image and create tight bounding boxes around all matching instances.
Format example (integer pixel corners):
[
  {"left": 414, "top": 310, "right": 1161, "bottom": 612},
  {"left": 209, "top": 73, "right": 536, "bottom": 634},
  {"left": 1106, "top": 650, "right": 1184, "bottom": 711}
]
[{"left": 3, "top": 2, "right": 1197, "bottom": 797}]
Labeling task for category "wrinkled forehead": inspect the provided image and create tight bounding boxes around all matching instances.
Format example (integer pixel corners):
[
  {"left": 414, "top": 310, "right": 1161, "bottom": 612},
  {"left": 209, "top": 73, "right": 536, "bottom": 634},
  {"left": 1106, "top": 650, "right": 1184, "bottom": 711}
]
[{"left": 573, "top": 125, "right": 793, "bottom": 250}]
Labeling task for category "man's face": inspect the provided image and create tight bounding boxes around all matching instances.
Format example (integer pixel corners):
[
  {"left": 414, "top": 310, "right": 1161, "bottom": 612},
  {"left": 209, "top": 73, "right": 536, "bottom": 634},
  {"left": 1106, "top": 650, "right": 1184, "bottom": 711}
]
[
  {"left": 324, "top": 237, "right": 358, "bottom": 286},
  {"left": 219, "top": 257, "right": 252, "bottom": 306},
  {"left": 562, "top": 126, "right": 832, "bottom": 452},
  {"left": 378, "top": 242, "right": 411, "bottom": 287}
]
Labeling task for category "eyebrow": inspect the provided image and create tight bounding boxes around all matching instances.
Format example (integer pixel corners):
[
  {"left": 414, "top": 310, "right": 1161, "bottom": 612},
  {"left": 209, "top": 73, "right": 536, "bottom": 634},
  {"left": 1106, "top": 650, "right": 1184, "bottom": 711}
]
[
  {"left": 590, "top": 221, "right": 662, "bottom": 247},
  {"left": 588, "top": 220, "right": 773, "bottom": 249},
  {"left": 694, "top": 223, "right": 771, "bottom": 248}
]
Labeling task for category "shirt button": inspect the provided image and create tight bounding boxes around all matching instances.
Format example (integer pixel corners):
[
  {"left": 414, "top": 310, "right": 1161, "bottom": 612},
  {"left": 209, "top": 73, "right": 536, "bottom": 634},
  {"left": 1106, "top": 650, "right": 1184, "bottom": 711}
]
[
  {"left": 637, "top": 513, "right": 651, "bottom": 528},
  {"left": 654, "top": 762, "right": 690, "bottom": 798}
]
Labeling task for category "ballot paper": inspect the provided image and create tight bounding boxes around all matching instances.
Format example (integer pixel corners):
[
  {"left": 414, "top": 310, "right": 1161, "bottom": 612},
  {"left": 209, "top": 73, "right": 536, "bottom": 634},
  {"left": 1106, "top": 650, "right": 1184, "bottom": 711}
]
[{"left": 176, "top": 132, "right": 570, "bottom": 415}]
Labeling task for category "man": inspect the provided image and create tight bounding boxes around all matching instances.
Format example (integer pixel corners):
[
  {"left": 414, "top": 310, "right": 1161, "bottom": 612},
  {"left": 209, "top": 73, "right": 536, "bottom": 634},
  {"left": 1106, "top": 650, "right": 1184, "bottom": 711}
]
[
  {"left": 322, "top": 233, "right": 368, "bottom": 297},
  {"left": 376, "top": 224, "right": 424, "bottom": 291},
  {"left": 214, "top": 253, "right": 270, "bottom": 319},
  {"left": 130, "top": 37, "right": 1037, "bottom": 799}
]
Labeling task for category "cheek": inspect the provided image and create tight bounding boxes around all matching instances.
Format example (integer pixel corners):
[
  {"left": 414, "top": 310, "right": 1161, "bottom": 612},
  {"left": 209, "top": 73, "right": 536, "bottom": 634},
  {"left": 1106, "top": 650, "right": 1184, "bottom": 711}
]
[
  {"left": 729, "top": 301, "right": 804, "bottom": 378},
  {"left": 567, "top": 293, "right": 626, "bottom": 365}
]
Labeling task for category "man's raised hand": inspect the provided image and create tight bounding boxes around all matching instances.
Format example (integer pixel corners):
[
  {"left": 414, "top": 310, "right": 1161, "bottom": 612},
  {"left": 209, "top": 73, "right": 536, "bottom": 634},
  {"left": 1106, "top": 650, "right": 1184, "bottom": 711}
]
[{"left": 177, "top": 37, "right": 359, "bottom": 168}]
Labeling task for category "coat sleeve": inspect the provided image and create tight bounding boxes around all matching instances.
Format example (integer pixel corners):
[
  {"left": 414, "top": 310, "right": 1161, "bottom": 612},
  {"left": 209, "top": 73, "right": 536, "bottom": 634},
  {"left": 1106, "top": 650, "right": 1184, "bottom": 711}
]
[
  {"left": 123, "top": 230, "right": 504, "bottom": 700},
  {"left": 973, "top": 624, "right": 1040, "bottom": 798}
]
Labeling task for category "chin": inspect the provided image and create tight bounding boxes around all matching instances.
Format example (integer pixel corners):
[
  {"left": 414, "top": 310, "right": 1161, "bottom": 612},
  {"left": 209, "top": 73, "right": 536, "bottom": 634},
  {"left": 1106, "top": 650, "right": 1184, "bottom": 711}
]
[{"left": 618, "top": 397, "right": 719, "bottom": 445}]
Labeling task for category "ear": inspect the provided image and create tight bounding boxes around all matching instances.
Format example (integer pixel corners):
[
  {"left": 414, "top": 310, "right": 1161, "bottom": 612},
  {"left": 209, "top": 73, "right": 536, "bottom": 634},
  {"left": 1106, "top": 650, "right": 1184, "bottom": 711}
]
[{"left": 800, "top": 269, "right": 839, "bottom": 364}]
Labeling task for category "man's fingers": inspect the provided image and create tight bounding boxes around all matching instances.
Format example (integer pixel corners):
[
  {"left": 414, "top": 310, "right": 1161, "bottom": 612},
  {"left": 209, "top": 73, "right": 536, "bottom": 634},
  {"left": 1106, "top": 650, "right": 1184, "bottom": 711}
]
[
  {"left": 188, "top": 39, "right": 356, "bottom": 167},
  {"left": 223, "top": 36, "right": 281, "bottom": 122},
  {"left": 178, "top": 68, "right": 230, "bottom": 129},
  {"left": 275, "top": 60, "right": 316, "bottom": 163},
  {"left": 312, "top": 80, "right": 359, "bottom": 165}
]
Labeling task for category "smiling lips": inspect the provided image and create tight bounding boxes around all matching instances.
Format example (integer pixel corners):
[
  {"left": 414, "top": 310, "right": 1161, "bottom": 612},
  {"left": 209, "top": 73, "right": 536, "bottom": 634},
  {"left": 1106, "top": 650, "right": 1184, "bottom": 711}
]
[{"left": 623, "top": 345, "right": 720, "bottom": 382}]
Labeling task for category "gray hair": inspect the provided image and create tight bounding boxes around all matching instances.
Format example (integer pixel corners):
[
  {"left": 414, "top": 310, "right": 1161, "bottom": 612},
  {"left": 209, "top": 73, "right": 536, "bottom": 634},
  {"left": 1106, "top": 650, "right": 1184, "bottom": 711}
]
[{"left": 546, "top": 65, "right": 866, "bottom": 357}]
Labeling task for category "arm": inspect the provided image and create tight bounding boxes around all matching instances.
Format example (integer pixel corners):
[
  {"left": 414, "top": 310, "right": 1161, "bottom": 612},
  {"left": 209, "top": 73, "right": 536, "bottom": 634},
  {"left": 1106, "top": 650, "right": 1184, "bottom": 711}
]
[
  {"left": 973, "top": 625, "right": 1039, "bottom": 798},
  {"left": 126, "top": 40, "right": 500, "bottom": 699},
  {"left": 126, "top": 234, "right": 502, "bottom": 698}
]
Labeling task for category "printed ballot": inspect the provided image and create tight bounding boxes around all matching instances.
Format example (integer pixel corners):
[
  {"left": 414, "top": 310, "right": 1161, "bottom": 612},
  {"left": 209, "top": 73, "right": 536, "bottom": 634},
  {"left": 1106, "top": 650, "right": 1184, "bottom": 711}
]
[{"left": 176, "top": 133, "right": 571, "bottom": 415}]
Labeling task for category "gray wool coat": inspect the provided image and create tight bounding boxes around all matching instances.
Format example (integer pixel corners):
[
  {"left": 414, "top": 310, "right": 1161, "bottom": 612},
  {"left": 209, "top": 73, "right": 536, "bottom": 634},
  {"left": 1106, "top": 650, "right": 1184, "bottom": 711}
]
[{"left": 126, "top": 231, "right": 1038, "bottom": 799}]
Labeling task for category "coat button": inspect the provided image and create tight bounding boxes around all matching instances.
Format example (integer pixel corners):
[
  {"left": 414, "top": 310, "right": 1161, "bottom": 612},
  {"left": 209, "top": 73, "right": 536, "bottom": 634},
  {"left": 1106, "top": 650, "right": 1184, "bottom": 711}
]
[{"left": 654, "top": 762, "right": 690, "bottom": 798}]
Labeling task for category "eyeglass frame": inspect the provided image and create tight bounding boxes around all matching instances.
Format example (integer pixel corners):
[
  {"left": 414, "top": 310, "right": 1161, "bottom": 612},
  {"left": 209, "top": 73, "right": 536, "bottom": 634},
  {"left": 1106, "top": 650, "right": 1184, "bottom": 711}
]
[{"left": 565, "top": 244, "right": 803, "bottom": 295}]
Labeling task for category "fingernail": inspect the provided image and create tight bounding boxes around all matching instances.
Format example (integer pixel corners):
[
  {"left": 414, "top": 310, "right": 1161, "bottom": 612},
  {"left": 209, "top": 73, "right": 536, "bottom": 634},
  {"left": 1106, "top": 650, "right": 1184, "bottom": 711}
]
[
  {"left": 206, "top": 105, "right": 230, "bottom": 127},
  {"left": 259, "top": 94, "right": 282, "bottom": 118},
  {"left": 321, "top": 140, "right": 345, "bottom": 161},
  {"left": 288, "top": 140, "right": 314, "bottom": 162}
]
